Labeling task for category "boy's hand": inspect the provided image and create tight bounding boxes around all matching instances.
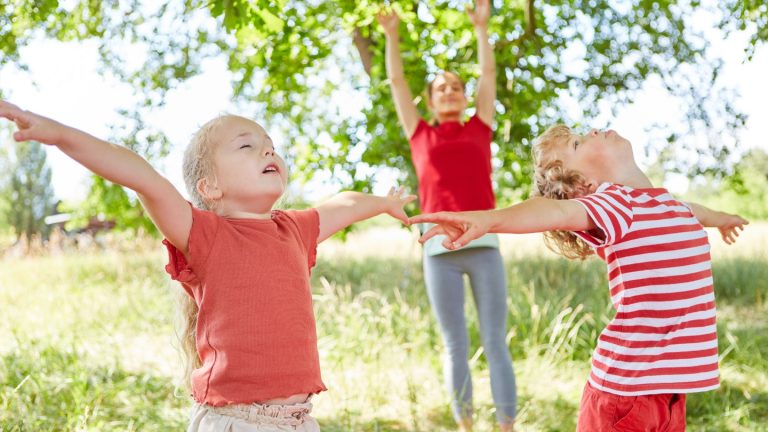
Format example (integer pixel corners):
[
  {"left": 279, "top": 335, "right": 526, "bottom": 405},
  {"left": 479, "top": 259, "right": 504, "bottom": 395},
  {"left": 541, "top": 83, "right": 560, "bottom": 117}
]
[
  {"left": 716, "top": 213, "right": 748, "bottom": 245},
  {"left": 385, "top": 186, "right": 417, "bottom": 224},
  {"left": 376, "top": 8, "right": 400, "bottom": 36},
  {"left": 0, "top": 100, "right": 68, "bottom": 146},
  {"left": 466, "top": 0, "right": 491, "bottom": 29},
  {"left": 410, "top": 211, "right": 492, "bottom": 250}
]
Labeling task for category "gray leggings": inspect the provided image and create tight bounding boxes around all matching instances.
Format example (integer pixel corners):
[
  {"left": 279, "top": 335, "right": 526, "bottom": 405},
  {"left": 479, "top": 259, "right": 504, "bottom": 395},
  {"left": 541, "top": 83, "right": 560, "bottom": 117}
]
[{"left": 423, "top": 247, "right": 517, "bottom": 424}]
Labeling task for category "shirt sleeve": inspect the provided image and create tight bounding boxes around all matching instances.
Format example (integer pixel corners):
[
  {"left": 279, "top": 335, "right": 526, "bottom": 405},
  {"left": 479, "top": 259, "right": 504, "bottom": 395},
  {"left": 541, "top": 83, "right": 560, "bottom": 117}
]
[
  {"left": 162, "top": 203, "right": 220, "bottom": 282},
  {"left": 571, "top": 186, "right": 634, "bottom": 247},
  {"left": 408, "top": 119, "right": 430, "bottom": 142},
  {"left": 282, "top": 208, "right": 320, "bottom": 269},
  {"left": 469, "top": 113, "right": 493, "bottom": 131}
]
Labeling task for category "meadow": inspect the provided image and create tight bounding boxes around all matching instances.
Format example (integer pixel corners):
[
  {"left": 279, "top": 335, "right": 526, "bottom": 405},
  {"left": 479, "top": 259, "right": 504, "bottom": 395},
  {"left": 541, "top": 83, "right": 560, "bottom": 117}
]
[{"left": 1, "top": 222, "right": 766, "bottom": 431}]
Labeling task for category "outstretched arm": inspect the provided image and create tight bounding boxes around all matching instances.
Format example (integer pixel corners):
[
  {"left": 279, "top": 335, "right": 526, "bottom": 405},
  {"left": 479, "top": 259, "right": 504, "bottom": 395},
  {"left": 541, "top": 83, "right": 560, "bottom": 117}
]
[
  {"left": 0, "top": 100, "right": 192, "bottom": 255},
  {"left": 377, "top": 9, "right": 420, "bottom": 138},
  {"left": 467, "top": 0, "right": 496, "bottom": 127},
  {"left": 687, "top": 202, "right": 748, "bottom": 244},
  {"left": 410, "top": 197, "right": 595, "bottom": 250},
  {"left": 315, "top": 187, "right": 416, "bottom": 243}
]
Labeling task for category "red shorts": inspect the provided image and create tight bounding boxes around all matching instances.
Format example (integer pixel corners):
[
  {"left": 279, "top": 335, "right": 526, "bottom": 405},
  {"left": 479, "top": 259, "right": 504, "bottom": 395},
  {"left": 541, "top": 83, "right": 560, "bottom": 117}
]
[{"left": 577, "top": 382, "right": 686, "bottom": 431}]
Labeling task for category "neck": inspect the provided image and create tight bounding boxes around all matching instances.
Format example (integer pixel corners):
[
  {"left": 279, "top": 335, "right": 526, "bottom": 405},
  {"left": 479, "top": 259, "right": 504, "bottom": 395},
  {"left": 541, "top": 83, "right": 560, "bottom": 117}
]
[
  {"left": 613, "top": 166, "right": 654, "bottom": 189},
  {"left": 435, "top": 111, "right": 462, "bottom": 124},
  {"left": 216, "top": 200, "right": 276, "bottom": 219},
  {"left": 223, "top": 210, "right": 273, "bottom": 219}
]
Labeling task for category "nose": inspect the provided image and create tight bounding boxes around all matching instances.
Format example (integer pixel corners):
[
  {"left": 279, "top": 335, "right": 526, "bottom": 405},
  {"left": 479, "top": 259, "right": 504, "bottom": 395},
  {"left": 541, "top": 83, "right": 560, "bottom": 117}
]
[
  {"left": 589, "top": 129, "right": 599, "bottom": 136},
  {"left": 263, "top": 146, "right": 274, "bottom": 157}
]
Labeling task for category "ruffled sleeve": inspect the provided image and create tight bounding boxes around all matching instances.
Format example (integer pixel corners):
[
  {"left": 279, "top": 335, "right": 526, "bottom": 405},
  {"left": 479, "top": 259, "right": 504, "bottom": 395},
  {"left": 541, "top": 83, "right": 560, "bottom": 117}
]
[
  {"left": 162, "top": 204, "right": 221, "bottom": 283},
  {"left": 281, "top": 208, "right": 320, "bottom": 269}
]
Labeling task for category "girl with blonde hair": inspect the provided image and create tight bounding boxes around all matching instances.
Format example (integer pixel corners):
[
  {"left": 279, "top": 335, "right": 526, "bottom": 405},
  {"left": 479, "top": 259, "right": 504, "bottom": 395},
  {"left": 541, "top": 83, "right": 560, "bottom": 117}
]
[{"left": 0, "top": 100, "right": 415, "bottom": 431}]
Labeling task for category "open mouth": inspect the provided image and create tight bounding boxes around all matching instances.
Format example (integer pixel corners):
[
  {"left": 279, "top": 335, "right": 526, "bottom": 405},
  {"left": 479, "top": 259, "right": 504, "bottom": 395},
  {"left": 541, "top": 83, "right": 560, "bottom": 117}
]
[{"left": 262, "top": 163, "right": 279, "bottom": 174}]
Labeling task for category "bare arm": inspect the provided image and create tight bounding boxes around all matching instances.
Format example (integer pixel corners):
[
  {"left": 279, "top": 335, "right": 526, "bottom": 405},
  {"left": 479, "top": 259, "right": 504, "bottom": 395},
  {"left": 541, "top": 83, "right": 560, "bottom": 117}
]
[
  {"left": 467, "top": 0, "right": 496, "bottom": 126},
  {"left": 377, "top": 10, "right": 420, "bottom": 138},
  {"left": 315, "top": 187, "right": 416, "bottom": 243},
  {"left": 410, "top": 196, "right": 594, "bottom": 249},
  {"left": 0, "top": 100, "right": 192, "bottom": 254},
  {"left": 687, "top": 202, "right": 748, "bottom": 245}
]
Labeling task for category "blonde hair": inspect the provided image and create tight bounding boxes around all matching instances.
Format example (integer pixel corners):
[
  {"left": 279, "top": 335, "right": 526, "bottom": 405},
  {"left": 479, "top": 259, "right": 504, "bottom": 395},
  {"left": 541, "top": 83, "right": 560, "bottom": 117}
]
[
  {"left": 532, "top": 124, "right": 594, "bottom": 260},
  {"left": 176, "top": 115, "right": 233, "bottom": 391}
]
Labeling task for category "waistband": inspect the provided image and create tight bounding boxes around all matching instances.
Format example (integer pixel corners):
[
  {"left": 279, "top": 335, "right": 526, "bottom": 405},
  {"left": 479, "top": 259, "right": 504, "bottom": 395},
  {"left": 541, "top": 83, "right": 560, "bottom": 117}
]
[{"left": 205, "top": 398, "right": 313, "bottom": 426}]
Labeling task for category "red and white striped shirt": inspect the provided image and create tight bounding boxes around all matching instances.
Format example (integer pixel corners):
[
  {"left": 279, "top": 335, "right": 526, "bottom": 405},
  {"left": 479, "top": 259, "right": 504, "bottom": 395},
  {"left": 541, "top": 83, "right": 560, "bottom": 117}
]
[{"left": 572, "top": 183, "right": 718, "bottom": 396}]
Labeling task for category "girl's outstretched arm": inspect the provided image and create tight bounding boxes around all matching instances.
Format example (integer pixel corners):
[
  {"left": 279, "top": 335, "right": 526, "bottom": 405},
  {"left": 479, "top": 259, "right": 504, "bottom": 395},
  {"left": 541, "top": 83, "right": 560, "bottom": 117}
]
[
  {"left": 0, "top": 100, "right": 192, "bottom": 254},
  {"left": 467, "top": 0, "right": 496, "bottom": 127},
  {"left": 686, "top": 202, "right": 749, "bottom": 245},
  {"left": 315, "top": 187, "right": 416, "bottom": 243},
  {"left": 377, "top": 9, "right": 420, "bottom": 138},
  {"left": 410, "top": 197, "right": 595, "bottom": 250}
]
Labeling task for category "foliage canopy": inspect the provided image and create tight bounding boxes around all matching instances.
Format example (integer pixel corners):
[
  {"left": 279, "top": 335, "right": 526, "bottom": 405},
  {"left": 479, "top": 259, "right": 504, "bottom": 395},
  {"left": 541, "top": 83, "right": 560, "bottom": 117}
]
[{"left": 1, "top": 0, "right": 765, "bottom": 229}]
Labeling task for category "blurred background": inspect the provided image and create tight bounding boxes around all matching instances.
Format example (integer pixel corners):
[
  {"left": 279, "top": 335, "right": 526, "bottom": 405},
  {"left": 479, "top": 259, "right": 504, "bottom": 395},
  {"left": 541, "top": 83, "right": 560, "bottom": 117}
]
[{"left": 0, "top": 1, "right": 766, "bottom": 430}]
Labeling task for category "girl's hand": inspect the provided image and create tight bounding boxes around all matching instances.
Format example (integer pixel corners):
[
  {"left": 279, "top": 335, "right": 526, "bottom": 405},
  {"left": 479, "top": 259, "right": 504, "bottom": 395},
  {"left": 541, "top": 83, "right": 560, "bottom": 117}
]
[
  {"left": 466, "top": 0, "right": 491, "bottom": 29},
  {"left": 376, "top": 9, "right": 400, "bottom": 36},
  {"left": 716, "top": 213, "right": 749, "bottom": 245},
  {"left": 385, "top": 186, "right": 417, "bottom": 224},
  {"left": 410, "top": 211, "right": 492, "bottom": 250},
  {"left": 0, "top": 100, "right": 68, "bottom": 146}
]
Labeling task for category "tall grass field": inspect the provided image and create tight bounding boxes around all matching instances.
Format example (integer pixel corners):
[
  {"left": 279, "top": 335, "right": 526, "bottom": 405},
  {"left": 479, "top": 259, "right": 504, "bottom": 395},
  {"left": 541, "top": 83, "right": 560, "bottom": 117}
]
[{"left": 1, "top": 222, "right": 766, "bottom": 431}]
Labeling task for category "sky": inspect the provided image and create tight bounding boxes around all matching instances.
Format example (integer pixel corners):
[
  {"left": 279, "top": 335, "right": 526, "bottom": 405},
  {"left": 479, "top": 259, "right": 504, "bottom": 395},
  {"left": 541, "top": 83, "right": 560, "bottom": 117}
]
[{"left": 1, "top": 16, "right": 766, "bottom": 203}]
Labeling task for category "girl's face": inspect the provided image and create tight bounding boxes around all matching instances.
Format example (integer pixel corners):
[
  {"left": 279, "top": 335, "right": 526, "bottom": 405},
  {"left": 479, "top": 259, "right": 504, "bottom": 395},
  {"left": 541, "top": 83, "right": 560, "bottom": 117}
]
[
  {"left": 428, "top": 73, "right": 468, "bottom": 117},
  {"left": 205, "top": 116, "right": 288, "bottom": 214},
  {"left": 558, "top": 128, "right": 634, "bottom": 186}
]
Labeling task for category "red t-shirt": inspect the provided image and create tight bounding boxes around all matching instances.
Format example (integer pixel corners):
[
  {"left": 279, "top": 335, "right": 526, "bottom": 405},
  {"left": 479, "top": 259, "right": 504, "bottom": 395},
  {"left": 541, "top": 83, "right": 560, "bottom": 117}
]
[
  {"left": 163, "top": 205, "right": 327, "bottom": 406},
  {"left": 409, "top": 115, "right": 495, "bottom": 213}
]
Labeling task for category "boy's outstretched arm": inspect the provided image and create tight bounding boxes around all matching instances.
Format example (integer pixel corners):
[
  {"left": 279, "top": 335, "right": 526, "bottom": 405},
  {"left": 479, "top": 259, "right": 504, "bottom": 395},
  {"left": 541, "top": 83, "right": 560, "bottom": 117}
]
[
  {"left": 410, "top": 197, "right": 595, "bottom": 250},
  {"left": 0, "top": 100, "right": 192, "bottom": 254},
  {"left": 686, "top": 202, "right": 749, "bottom": 244},
  {"left": 315, "top": 187, "right": 416, "bottom": 243}
]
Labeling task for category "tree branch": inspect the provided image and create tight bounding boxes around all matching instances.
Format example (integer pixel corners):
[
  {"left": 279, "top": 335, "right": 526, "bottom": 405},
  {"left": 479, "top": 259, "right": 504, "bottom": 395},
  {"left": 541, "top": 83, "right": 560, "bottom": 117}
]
[
  {"left": 353, "top": 27, "right": 374, "bottom": 76},
  {"left": 525, "top": 0, "right": 536, "bottom": 36}
]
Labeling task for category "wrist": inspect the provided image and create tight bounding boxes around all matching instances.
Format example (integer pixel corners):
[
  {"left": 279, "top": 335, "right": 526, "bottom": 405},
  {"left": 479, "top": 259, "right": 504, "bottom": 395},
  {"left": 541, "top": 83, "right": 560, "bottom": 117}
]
[
  {"left": 56, "top": 125, "right": 81, "bottom": 148},
  {"left": 484, "top": 210, "right": 500, "bottom": 233}
]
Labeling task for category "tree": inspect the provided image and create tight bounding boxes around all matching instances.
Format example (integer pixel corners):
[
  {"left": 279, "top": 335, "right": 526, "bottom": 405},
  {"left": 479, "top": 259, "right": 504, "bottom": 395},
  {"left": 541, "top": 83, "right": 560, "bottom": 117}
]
[
  {"left": 1, "top": 141, "right": 56, "bottom": 242},
  {"left": 1, "top": 0, "right": 764, "bottom": 226}
]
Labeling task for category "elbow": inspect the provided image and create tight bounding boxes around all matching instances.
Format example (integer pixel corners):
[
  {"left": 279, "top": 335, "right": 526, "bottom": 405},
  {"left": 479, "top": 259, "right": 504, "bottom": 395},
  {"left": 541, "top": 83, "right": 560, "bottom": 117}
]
[{"left": 389, "top": 76, "right": 408, "bottom": 87}]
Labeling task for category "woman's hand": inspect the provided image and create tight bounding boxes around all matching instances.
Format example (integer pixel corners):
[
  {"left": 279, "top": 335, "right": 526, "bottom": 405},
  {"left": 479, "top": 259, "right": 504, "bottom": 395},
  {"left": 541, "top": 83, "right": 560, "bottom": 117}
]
[
  {"left": 466, "top": 0, "right": 491, "bottom": 29},
  {"left": 376, "top": 8, "right": 400, "bottom": 36}
]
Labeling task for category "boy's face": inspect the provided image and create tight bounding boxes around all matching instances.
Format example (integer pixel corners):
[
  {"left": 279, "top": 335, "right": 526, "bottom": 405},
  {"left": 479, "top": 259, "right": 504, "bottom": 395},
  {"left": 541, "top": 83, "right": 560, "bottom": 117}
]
[
  {"left": 209, "top": 116, "right": 288, "bottom": 211},
  {"left": 558, "top": 129, "right": 634, "bottom": 186}
]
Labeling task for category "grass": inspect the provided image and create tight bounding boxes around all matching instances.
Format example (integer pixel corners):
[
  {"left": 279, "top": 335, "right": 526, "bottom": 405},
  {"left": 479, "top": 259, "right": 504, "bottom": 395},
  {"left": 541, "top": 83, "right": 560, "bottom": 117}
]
[{"left": 0, "top": 223, "right": 766, "bottom": 431}]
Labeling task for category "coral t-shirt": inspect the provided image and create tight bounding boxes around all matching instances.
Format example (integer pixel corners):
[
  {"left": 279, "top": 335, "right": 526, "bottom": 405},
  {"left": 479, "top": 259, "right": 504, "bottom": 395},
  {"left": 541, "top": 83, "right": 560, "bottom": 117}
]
[
  {"left": 163, "top": 205, "right": 326, "bottom": 406},
  {"left": 409, "top": 115, "right": 496, "bottom": 213}
]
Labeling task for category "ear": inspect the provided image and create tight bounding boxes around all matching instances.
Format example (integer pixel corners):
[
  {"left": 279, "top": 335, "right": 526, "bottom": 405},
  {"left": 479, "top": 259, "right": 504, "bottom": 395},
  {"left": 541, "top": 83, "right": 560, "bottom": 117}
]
[
  {"left": 568, "top": 179, "right": 599, "bottom": 199},
  {"left": 196, "top": 177, "right": 223, "bottom": 201},
  {"left": 583, "top": 179, "right": 599, "bottom": 195}
]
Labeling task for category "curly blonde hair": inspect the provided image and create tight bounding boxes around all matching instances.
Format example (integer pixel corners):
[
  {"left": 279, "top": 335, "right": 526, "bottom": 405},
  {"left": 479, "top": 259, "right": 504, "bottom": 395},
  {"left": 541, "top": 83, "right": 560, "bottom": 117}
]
[{"left": 532, "top": 125, "right": 594, "bottom": 260}]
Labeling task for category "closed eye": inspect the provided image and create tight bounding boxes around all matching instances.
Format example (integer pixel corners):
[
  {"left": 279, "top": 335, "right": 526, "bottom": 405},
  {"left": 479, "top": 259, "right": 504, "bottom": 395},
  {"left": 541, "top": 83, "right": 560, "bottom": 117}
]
[
  {"left": 573, "top": 140, "right": 580, "bottom": 149},
  {"left": 239, "top": 144, "right": 252, "bottom": 149}
]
